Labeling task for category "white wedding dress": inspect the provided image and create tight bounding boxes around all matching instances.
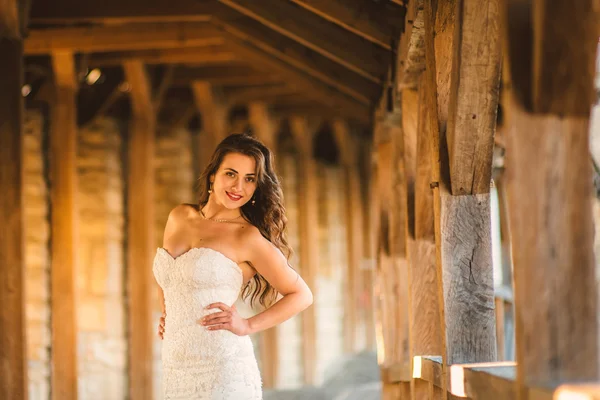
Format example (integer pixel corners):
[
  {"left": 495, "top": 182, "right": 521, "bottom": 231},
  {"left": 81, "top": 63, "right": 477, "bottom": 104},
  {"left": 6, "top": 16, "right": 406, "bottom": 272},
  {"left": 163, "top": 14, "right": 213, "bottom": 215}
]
[{"left": 153, "top": 247, "right": 262, "bottom": 399}]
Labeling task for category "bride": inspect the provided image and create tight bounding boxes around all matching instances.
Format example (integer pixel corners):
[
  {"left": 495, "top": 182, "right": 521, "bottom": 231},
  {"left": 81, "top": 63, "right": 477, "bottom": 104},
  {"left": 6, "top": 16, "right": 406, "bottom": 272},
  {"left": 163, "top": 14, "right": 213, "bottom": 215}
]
[{"left": 153, "top": 133, "right": 313, "bottom": 399}]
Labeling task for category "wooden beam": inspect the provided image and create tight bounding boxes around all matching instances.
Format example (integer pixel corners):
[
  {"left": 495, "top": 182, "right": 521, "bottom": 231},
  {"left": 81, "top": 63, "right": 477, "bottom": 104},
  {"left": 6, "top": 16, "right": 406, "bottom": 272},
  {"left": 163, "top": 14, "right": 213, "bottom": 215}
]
[
  {"left": 288, "top": 0, "right": 405, "bottom": 49},
  {"left": 89, "top": 46, "right": 237, "bottom": 67},
  {"left": 211, "top": 6, "right": 381, "bottom": 104},
  {"left": 424, "top": 0, "right": 497, "bottom": 370},
  {"left": 50, "top": 50, "right": 79, "bottom": 400},
  {"left": 332, "top": 119, "right": 363, "bottom": 353},
  {"left": 0, "top": 4, "right": 27, "bottom": 396},
  {"left": 25, "top": 23, "right": 223, "bottom": 54},
  {"left": 226, "top": 84, "right": 299, "bottom": 106},
  {"left": 192, "top": 81, "right": 230, "bottom": 170},
  {"left": 396, "top": 0, "right": 425, "bottom": 90},
  {"left": 449, "top": 362, "right": 516, "bottom": 399},
  {"left": 123, "top": 60, "right": 155, "bottom": 400},
  {"left": 219, "top": 36, "right": 372, "bottom": 124},
  {"left": 172, "top": 65, "right": 283, "bottom": 87},
  {"left": 217, "top": 0, "right": 389, "bottom": 83},
  {"left": 446, "top": 0, "right": 501, "bottom": 195},
  {"left": 30, "top": 0, "right": 213, "bottom": 23},
  {"left": 500, "top": 2, "right": 600, "bottom": 398},
  {"left": 290, "top": 116, "right": 318, "bottom": 385},
  {"left": 248, "top": 102, "right": 279, "bottom": 387}
]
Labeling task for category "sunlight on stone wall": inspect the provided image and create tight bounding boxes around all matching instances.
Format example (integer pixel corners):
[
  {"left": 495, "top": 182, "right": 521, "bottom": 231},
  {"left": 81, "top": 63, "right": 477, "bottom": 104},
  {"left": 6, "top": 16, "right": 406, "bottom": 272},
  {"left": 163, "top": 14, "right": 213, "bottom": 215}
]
[
  {"left": 76, "top": 118, "right": 127, "bottom": 399},
  {"left": 24, "top": 109, "right": 51, "bottom": 400}
]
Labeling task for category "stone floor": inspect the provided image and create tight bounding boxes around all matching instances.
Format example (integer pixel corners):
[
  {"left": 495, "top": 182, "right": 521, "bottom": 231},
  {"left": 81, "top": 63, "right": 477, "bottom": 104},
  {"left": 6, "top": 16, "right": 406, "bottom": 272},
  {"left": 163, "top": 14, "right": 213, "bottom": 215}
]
[{"left": 264, "top": 351, "right": 381, "bottom": 400}]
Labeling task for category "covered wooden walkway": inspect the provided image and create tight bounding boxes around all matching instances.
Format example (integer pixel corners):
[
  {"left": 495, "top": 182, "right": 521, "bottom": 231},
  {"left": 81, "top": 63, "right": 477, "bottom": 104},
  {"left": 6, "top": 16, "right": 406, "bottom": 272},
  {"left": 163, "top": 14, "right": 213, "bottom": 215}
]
[{"left": 1, "top": 1, "right": 600, "bottom": 399}]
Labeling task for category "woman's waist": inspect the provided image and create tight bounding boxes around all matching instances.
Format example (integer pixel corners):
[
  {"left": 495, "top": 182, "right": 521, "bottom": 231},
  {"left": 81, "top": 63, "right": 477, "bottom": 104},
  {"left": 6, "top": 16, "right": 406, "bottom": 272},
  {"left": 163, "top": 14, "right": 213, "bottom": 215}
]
[{"left": 162, "top": 324, "right": 254, "bottom": 360}]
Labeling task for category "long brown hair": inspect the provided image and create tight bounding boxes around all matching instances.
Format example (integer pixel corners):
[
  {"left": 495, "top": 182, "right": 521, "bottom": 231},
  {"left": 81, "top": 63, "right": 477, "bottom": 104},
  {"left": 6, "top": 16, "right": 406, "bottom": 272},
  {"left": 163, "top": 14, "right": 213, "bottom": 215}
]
[{"left": 197, "top": 133, "right": 292, "bottom": 308}]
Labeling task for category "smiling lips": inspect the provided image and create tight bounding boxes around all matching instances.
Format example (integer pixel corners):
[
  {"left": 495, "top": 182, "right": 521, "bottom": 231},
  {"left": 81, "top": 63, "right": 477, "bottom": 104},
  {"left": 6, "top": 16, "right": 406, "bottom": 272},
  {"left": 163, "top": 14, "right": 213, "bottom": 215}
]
[{"left": 226, "top": 191, "right": 242, "bottom": 201}]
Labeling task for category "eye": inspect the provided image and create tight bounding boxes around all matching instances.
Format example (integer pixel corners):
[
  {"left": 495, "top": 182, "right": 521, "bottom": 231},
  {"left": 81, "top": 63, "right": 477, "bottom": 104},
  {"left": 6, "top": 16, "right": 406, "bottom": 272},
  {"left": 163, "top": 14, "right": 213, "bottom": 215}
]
[
  {"left": 246, "top": 177, "right": 256, "bottom": 183},
  {"left": 226, "top": 172, "right": 235, "bottom": 177}
]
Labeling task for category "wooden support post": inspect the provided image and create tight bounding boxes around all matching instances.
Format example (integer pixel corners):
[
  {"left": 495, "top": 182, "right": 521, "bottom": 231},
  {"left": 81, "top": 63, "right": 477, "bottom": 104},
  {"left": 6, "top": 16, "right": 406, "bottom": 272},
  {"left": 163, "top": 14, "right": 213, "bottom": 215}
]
[
  {"left": 50, "top": 50, "right": 79, "bottom": 400},
  {"left": 500, "top": 2, "right": 600, "bottom": 396},
  {"left": 423, "top": 0, "right": 499, "bottom": 372},
  {"left": 0, "top": 4, "right": 27, "bottom": 397},
  {"left": 248, "top": 101, "right": 279, "bottom": 388},
  {"left": 124, "top": 60, "right": 155, "bottom": 400},
  {"left": 192, "top": 81, "right": 229, "bottom": 171},
  {"left": 332, "top": 119, "right": 363, "bottom": 353},
  {"left": 290, "top": 116, "right": 318, "bottom": 385},
  {"left": 408, "top": 76, "right": 444, "bottom": 400}
]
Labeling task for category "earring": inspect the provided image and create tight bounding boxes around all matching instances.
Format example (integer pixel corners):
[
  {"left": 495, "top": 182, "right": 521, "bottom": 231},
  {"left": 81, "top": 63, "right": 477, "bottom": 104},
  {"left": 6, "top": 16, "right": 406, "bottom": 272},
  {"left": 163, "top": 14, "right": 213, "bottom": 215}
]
[
  {"left": 251, "top": 197, "right": 256, "bottom": 206},
  {"left": 208, "top": 183, "right": 213, "bottom": 194}
]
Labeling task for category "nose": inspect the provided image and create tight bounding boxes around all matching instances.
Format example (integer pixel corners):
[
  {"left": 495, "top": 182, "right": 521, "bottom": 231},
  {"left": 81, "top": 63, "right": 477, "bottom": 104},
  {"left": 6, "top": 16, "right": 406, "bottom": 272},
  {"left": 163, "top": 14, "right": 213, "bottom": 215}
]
[{"left": 232, "top": 178, "right": 243, "bottom": 192}]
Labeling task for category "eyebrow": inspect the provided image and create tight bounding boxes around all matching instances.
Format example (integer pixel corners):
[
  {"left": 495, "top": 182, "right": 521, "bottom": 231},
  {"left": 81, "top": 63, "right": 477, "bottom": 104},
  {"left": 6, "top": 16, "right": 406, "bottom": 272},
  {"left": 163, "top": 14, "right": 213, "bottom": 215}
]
[{"left": 225, "top": 167, "right": 256, "bottom": 176}]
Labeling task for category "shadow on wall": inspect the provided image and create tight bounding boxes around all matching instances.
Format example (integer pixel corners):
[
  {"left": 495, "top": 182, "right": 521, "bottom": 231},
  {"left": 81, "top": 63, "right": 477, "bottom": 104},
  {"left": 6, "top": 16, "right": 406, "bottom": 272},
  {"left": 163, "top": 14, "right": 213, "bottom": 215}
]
[{"left": 264, "top": 351, "right": 381, "bottom": 400}]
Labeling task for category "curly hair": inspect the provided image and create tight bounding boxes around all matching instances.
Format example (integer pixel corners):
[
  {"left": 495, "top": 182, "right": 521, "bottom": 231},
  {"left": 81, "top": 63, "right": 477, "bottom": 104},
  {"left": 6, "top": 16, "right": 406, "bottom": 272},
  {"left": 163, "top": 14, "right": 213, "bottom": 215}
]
[{"left": 197, "top": 133, "right": 292, "bottom": 308}]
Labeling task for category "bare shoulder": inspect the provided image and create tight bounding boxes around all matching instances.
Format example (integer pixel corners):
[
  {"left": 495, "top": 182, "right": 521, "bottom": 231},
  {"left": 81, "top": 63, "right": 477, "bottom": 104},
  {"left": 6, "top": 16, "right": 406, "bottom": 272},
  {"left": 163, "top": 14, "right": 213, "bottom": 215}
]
[
  {"left": 163, "top": 203, "right": 197, "bottom": 235},
  {"left": 239, "top": 225, "right": 285, "bottom": 264}
]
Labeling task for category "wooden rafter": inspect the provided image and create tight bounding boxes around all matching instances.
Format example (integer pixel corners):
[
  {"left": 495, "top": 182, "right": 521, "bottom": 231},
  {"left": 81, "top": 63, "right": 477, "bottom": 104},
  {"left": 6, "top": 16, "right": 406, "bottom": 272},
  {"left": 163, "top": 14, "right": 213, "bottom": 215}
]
[
  {"left": 217, "top": 0, "right": 389, "bottom": 83},
  {"left": 25, "top": 22, "right": 224, "bottom": 54},
  {"left": 225, "top": 84, "right": 299, "bottom": 106},
  {"left": 171, "top": 65, "right": 283, "bottom": 87},
  {"left": 289, "top": 0, "right": 405, "bottom": 50},
  {"left": 88, "top": 46, "right": 237, "bottom": 66},
  {"left": 220, "top": 35, "right": 372, "bottom": 123},
  {"left": 210, "top": 6, "right": 381, "bottom": 103}
]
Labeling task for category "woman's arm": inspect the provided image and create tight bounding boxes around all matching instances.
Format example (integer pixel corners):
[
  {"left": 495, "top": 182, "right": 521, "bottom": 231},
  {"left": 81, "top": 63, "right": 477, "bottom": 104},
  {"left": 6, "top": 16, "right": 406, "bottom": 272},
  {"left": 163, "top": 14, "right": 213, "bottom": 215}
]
[{"left": 203, "top": 232, "right": 313, "bottom": 335}]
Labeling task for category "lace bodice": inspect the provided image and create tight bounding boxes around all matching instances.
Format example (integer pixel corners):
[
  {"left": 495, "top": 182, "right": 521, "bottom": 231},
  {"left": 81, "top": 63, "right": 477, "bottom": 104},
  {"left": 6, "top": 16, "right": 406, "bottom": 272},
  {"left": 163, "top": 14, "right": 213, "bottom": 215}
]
[{"left": 153, "top": 247, "right": 262, "bottom": 399}]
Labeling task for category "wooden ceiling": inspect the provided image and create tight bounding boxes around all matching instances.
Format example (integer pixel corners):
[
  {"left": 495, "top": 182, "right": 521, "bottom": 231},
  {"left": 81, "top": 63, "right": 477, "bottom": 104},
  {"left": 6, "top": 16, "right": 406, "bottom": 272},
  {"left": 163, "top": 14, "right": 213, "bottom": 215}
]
[{"left": 24, "top": 0, "right": 406, "bottom": 127}]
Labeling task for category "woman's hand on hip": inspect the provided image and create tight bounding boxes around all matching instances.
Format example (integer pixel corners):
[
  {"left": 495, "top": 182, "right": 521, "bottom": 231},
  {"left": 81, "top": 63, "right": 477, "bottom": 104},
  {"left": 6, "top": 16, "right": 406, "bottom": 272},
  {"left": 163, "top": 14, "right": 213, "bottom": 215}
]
[{"left": 201, "top": 302, "right": 251, "bottom": 336}]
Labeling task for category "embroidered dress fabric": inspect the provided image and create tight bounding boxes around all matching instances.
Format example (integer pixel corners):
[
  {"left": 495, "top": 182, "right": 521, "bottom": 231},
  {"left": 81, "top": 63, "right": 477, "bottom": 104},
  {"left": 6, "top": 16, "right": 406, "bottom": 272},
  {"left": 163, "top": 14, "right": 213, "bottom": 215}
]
[{"left": 153, "top": 247, "right": 262, "bottom": 400}]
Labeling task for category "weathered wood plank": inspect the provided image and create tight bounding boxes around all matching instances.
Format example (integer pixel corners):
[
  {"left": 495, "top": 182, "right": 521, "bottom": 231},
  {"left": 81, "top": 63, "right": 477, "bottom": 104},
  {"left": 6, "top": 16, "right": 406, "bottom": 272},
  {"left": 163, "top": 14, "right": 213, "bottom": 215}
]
[
  {"left": 217, "top": 0, "right": 389, "bottom": 82},
  {"left": 446, "top": 0, "right": 501, "bottom": 195},
  {"left": 50, "top": 50, "right": 79, "bottom": 400},
  {"left": 396, "top": 0, "right": 425, "bottom": 90},
  {"left": 172, "top": 65, "right": 283, "bottom": 87},
  {"left": 332, "top": 119, "right": 363, "bottom": 353},
  {"left": 450, "top": 362, "right": 516, "bottom": 399},
  {"left": 288, "top": 0, "right": 405, "bottom": 49},
  {"left": 290, "top": 116, "right": 318, "bottom": 385},
  {"left": 123, "top": 60, "right": 155, "bottom": 400},
  {"left": 0, "top": 23, "right": 27, "bottom": 399},
  {"left": 25, "top": 23, "right": 223, "bottom": 54}
]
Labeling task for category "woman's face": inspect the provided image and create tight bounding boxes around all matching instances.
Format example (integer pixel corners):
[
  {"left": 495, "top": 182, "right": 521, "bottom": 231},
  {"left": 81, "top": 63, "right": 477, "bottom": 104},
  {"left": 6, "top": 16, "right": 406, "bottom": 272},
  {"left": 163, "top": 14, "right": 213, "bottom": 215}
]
[{"left": 210, "top": 152, "right": 258, "bottom": 209}]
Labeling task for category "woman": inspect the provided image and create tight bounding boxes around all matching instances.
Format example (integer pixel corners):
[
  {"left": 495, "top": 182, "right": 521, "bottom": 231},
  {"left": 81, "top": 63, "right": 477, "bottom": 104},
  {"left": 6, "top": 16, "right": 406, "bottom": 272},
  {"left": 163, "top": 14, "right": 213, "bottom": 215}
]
[{"left": 153, "top": 133, "right": 313, "bottom": 399}]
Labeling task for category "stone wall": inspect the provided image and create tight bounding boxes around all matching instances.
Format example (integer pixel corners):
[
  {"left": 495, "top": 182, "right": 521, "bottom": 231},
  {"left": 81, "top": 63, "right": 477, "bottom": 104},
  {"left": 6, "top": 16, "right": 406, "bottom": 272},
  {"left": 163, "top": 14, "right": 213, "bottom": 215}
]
[
  {"left": 23, "top": 108, "right": 51, "bottom": 400},
  {"left": 76, "top": 118, "right": 127, "bottom": 399},
  {"left": 153, "top": 126, "right": 195, "bottom": 399}
]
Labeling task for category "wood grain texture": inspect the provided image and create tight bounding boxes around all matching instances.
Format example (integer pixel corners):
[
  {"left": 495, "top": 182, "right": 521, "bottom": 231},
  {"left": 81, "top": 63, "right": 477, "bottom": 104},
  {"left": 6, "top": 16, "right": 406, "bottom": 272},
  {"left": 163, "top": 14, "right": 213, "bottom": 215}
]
[
  {"left": 50, "top": 50, "right": 79, "bottom": 400},
  {"left": 89, "top": 46, "right": 237, "bottom": 67},
  {"left": 24, "top": 23, "right": 223, "bottom": 54},
  {"left": 415, "top": 77, "right": 435, "bottom": 241},
  {"left": 217, "top": 0, "right": 389, "bottom": 83},
  {"left": 396, "top": 0, "right": 425, "bottom": 90},
  {"left": 290, "top": 116, "right": 318, "bottom": 385},
  {"left": 505, "top": 104, "right": 599, "bottom": 392},
  {"left": 288, "top": 0, "right": 405, "bottom": 49},
  {"left": 446, "top": 0, "right": 501, "bottom": 195},
  {"left": 124, "top": 60, "right": 156, "bottom": 400},
  {"left": 440, "top": 192, "right": 496, "bottom": 364},
  {"left": 0, "top": 36, "right": 26, "bottom": 400}
]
